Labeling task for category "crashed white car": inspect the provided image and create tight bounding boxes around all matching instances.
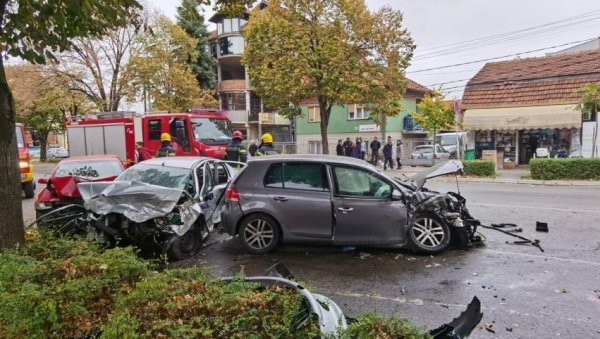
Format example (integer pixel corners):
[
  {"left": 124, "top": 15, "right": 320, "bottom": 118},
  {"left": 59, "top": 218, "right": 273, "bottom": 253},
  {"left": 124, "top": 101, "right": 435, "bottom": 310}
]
[{"left": 57, "top": 157, "right": 244, "bottom": 261}]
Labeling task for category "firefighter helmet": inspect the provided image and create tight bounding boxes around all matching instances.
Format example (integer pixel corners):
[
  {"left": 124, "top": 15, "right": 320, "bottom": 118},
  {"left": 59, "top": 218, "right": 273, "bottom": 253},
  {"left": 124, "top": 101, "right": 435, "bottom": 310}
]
[
  {"left": 261, "top": 133, "right": 273, "bottom": 144},
  {"left": 232, "top": 130, "right": 243, "bottom": 140},
  {"left": 160, "top": 133, "right": 172, "bottom": 142}
]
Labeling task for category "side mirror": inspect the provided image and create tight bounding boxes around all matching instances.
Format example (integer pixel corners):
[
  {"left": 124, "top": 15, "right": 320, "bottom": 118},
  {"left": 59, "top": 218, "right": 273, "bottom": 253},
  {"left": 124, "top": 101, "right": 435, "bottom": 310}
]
[
  {"left": 38, "top": 177, "right": 48, "bottom": 185},
  {"left": 391, "top": 189, "right": 402, "bottom": 201}
]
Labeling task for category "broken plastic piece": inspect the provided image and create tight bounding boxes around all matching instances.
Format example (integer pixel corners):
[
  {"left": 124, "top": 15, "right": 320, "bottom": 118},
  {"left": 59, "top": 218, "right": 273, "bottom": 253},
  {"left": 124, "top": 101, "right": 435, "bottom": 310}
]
[
  {"left": 430, "top": 296, "right": 483, "bottom": 338},
  {"left": 536, "top": 221, "right": 549, "bottom": 232}
]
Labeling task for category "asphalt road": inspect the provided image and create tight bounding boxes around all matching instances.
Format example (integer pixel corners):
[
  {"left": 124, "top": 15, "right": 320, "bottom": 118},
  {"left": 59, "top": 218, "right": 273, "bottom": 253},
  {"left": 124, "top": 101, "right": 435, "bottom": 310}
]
[
  {"left": 21, "top": 165, "right": 600, "bottom": 337},
  {"left": 175, "top": 182, "right": 600, "bottom": 338}
]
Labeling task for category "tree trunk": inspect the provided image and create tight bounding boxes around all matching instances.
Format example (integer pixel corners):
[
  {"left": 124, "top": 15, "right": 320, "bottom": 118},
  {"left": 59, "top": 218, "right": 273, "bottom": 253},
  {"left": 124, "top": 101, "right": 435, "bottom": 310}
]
[
  {"left": 0, "top": 56, "right": 25, "bottom": 250},
  {"left": 39, "top": 137, "right": 48, "bottom": 162},
  {"left": 318, "top": 98, "right": 330, "bottom": 154}
]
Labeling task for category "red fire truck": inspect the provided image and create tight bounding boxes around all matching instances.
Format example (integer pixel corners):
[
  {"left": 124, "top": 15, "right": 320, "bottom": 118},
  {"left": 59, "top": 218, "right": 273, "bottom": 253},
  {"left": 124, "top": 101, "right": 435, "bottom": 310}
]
[{"left": 67, "top": 109, "right": 232, "bottom": 164}]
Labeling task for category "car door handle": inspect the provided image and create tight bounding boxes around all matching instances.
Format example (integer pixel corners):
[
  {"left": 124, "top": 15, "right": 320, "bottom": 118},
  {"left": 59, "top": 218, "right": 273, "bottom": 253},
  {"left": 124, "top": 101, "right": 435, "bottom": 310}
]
[
  {"left": 273, "top": 196, "right": 288, "bottom": 202},
  {"left": 337, "top": 207, "right": 354, "bottom": 213}
]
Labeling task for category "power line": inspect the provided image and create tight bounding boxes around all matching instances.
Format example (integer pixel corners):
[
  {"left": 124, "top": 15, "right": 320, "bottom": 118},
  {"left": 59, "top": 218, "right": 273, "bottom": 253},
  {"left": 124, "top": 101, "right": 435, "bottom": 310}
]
[
  {"left": 426, "top": 78, "right": 471, "bottom": 87},
  {"left": 407, "top": 38, "right": 594, "bottom": 74}
]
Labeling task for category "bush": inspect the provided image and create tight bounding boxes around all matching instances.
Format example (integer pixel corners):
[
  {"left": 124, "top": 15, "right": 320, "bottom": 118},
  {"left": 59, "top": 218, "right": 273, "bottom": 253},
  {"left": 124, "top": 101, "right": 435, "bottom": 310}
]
[
  {"left": 463, "top": 160, "right": 496, "bottom": 177},
  {"left": 0, "top": 231, "right": 429, "bottom": 338},
  {"left": 530, "top": 158, "right": 600, "bottom": 180}
]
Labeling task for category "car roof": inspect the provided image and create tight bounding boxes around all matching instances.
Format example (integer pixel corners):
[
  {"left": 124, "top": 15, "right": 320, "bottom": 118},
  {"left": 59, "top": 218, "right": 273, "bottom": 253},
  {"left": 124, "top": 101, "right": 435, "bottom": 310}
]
[
  {"left": 247, "top": 154, "right": 376, "bottom": 169},
  {"left": 60, "top": 155, "right": 120, "bottom": 162},
  {"left": 139, "top": 156, "right": 211, "bottom": 169}
]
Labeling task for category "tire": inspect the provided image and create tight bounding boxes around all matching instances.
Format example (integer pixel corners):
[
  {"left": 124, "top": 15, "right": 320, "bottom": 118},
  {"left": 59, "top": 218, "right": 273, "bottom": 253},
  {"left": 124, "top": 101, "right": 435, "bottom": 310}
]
[
  {"left": 23, "top": 181, "right": 35, "bottom": 199},
  {"left": 239, "top": 213, "right": 281, "bottom": 254},
  {"left": 168, "top": 224, "right": 205, "bottom": 261},
  {"left": 408, "top": 213, "right": 451, "bottom": 254}
]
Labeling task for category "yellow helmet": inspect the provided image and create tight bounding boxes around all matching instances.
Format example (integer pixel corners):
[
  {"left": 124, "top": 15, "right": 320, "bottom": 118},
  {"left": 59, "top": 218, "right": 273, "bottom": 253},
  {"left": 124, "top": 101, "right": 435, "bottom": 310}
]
[
  {"left": 160, "top": 133, "right": 172, "bottom": 142},
  {"left": 261, "top": 133, "right": 273, "bottom": 144}
]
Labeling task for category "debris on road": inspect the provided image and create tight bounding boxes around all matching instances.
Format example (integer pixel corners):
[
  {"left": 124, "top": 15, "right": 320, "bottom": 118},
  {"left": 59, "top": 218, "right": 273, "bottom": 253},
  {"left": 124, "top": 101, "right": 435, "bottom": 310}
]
[
  {"left": 536, "top": 221, "right": 549, "bottom": 232},
  {"left": 359, "top": 252, "right": 373, "bottom": 260},
  {"left": 479, "top": 223, "right": 545, "bottom": 252},
  {"left": 484, "top": 321, "right": 495, "bottom": 333},
  {"left": 554, "top": 288, "right": 568, "bottom": 294}
]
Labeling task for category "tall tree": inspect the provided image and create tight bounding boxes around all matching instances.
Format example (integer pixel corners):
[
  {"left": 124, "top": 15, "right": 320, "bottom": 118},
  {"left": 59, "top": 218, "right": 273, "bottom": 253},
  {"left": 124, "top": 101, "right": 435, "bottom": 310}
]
[
  {"left": 8, "top": 65, "right": 92, "bottom": 160},
  {"left": 411, "top": 91, "right": 456, "bottom": 165},
  {"left": 177, "top": 0, "right": 216, "bottom": 89},
  {"left": 0, "top": 0, "right": 141, "bottom": 250},
  {"left": 575, "top": 83, "right": 600, "bottom": 158},
  {"left": 243, "top": 0, "right": 414, "bottom": 153},
  {"left": 52, "top": 25, "right": 143, "bottom": 112},
  {"left": 126, "top": 15, "right": 218, "bottom": 112}
]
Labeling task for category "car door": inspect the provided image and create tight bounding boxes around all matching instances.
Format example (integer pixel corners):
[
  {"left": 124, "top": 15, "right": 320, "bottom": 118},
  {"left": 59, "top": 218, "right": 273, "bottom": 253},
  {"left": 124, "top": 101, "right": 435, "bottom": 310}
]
[
  {"left": 331, "top": 165, "right": 408, "bottom": 245},
  {"left": 263, "top": 162, "right": 333, "bottom": 239}
]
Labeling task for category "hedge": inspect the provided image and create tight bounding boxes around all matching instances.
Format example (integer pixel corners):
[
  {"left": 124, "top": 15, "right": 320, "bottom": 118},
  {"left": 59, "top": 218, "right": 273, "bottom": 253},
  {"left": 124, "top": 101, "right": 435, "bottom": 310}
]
[
  {"left": 0, "top": 231, "right": 428, "bottom": 338},
  {"left": 463, "top": 160, "right": 496, "bottom": 177},
  {"left": 530, "top": 158, "right": 600, "bottom": 180}
]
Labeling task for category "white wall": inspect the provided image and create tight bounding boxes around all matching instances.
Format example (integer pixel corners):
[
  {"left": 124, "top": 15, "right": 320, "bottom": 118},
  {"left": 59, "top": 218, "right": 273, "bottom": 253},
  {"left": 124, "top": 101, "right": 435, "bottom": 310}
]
[{"left": 581, "top": 120, "right": 600, "bottom": 157}]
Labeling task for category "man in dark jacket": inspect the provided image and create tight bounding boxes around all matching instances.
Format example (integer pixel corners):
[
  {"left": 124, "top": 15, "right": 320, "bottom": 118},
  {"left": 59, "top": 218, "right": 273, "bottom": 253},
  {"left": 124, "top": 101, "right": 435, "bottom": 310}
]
[
  {"left": 336, "top": 139, "right": 344, "bottom": 156},
  {"left": 342, "top": 137, "right": 353, "bottom": 157},
  {"left": 225, "top": 130, "right": 247, "bottom": 163},
  {"left": 370, "top": 137, "right": 381, "bottom": 164},
  {"left": 383, "top": 139, "right": 393, "bottom": 170}
]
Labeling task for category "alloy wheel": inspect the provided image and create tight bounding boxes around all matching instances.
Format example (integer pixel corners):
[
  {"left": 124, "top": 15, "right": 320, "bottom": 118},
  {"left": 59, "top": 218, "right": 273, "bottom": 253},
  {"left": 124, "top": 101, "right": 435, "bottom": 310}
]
[
  {"left": 411, "top": 217, "right": 446, "bottom": 248},
  {"left": 243, "top": 219, "right": 275, "bottom": 250}
]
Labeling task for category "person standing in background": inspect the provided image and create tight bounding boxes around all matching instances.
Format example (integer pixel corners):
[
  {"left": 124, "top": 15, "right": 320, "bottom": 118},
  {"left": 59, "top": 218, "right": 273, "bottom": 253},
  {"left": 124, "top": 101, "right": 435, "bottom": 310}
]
[
  {"left": 370, "top": 137, "right": 381, "bottom": 164},
  {"left": 383, "top": 138, "right": 393, "bottom": 170},
  {"left": 343, "top": 137, "right": 353, "bottom": 157},
  {"left": 396, "top": 139, "right": 403, "bottom": 169},
  {"left": 248, "top": 139, "right": 258, "bottom": 157},
  {"left": 336, "top": 139, "right": 344, "bottom": 156}
]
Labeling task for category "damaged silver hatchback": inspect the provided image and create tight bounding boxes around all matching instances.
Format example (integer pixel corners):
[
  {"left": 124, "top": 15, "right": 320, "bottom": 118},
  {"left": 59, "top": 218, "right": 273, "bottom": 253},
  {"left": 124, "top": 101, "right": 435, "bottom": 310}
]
[
  {"left": 36, "top": 157, "right": 243, "bottom": 261},
  {"left": 221, "top": 155, "right": 480, "bottom": 254}
]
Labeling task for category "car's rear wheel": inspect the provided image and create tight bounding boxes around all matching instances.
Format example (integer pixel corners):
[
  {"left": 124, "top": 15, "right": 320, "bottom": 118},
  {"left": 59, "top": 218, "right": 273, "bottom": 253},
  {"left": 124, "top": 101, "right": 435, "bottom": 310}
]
[
  {"left": 239, "top": 214, "right": 280, "bottom": 254},
  {"left": 23, "top": 181, "right": 35, "bottom": 199},
  {"left": 409, "top": 213, "right": 451, "bottom": 254}
]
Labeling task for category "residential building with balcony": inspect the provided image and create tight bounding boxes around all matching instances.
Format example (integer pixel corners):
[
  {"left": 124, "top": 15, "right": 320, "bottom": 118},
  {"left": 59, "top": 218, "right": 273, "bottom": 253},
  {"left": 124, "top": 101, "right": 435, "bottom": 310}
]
[
  {"left": 208, "top": 3, "right": 293, "bottom": 144},
  {"left": 295, "top": 79, "right": 431, "bottom": 155}
]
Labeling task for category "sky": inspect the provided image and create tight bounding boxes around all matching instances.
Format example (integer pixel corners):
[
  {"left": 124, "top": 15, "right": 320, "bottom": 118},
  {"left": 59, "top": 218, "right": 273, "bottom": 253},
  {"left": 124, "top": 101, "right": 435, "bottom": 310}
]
[{"left": 150, "top": 0, "right": 600, "bottom": 99}]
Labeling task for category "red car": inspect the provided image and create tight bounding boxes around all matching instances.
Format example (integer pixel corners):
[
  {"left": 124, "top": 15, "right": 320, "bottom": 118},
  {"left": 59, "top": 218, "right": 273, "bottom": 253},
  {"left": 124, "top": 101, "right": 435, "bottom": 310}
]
[{"left": 35, "top": 155, "right": 125, "bottom": 219}]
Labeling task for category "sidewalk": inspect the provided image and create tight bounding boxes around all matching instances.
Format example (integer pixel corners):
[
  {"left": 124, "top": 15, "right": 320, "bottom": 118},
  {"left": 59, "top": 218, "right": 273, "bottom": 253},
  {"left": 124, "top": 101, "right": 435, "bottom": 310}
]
[{"left": 384, "top": 164, "right": 600, "bottom": 187}]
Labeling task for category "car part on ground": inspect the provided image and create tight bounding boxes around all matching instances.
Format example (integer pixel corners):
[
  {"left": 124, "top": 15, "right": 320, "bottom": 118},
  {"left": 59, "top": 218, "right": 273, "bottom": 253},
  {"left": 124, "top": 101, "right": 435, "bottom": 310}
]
[
  {"left": 221, "top": 156, "right": 481, "bottom": 255},
  {"left": 429, "top": 296, "right": 483, "bottom": 339}
]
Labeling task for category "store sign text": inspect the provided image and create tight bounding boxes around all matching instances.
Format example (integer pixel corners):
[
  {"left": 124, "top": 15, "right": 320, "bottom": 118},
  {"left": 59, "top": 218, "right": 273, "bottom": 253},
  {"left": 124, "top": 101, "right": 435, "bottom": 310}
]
[{"left": 506, "top": 116, "right": 529, "bottom": 125}]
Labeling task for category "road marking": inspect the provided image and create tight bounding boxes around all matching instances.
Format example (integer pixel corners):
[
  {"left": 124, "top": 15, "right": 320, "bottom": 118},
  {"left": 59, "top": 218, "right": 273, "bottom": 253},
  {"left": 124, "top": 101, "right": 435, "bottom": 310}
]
[
  {"left": 472, "top": 202, "right": 600, "bottom": 214},
  {"left": 483, "top": 249, "right": 600, "bottom": 266}
]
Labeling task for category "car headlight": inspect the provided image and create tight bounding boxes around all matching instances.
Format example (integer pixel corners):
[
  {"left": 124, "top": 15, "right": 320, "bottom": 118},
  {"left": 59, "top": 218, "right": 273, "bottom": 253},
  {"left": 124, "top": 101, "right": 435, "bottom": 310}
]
[{"left": 19, "top": 161, "right": 29, "bottom": 169}]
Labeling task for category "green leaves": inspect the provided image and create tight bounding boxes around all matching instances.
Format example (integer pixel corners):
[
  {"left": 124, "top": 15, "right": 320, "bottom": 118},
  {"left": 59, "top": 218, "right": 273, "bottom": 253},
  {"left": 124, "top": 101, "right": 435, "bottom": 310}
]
[{"left": 411, "top": 91, "right": 456, "bottom": 135}]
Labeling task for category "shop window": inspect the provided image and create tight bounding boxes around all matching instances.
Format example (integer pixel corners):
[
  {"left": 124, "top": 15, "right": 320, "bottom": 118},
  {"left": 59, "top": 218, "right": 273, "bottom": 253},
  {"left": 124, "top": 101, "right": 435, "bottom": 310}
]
[{"left": 308, "top": 106, "right": 320, "bottom": 122}]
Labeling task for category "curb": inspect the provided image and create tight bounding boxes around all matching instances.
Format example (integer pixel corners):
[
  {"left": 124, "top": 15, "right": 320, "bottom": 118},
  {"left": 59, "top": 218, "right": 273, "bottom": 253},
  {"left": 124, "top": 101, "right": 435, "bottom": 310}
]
[{"left": 428, "top": 176, "right": 600, "bottom": 187}]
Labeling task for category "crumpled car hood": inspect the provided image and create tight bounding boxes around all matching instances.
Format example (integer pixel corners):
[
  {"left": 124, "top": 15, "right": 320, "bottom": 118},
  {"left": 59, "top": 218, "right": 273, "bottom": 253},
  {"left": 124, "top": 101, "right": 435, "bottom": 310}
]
[
  {"left": 406, "top": 160, "right": 464, "bottom": 190},
  {"left": 52, "top": 175, "right": 117, "bottom": 199},
  {"left": 78, "top": 181, "right": 201, "bottom": 236}
]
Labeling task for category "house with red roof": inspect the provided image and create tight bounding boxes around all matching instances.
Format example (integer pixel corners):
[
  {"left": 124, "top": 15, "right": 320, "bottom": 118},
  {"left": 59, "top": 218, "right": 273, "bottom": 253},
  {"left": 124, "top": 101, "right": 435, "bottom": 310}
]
[{"left": 462, "top": 50, "right": 600, "bottom": 164}]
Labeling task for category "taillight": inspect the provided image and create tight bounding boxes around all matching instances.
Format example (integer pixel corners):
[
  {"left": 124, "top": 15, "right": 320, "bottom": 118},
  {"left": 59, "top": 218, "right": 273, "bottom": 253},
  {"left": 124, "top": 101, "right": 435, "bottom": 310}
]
[{"left": 225, "top": 187, "right": 240, "bottom": 202}]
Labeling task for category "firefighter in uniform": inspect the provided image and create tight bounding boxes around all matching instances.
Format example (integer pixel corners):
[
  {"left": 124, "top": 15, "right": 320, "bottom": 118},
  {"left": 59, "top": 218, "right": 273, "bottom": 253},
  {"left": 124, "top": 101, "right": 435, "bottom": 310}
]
[
  {"left": 225, "top": 130, "right": 247, "bottom": 163},
  {"left": 257, "top": 133, "right": 278, "bottom": 155},
  {"left": 157, "top": 133, "right": 176, "bottom": 157}
]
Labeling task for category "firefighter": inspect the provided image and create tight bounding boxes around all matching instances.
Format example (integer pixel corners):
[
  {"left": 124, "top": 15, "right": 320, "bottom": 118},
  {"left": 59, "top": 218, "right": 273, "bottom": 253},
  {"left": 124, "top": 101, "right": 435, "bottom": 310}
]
[
  {"left": 225, "top": 130, "right": 247, "bottom": 163},
  {"left": 257, "top": 133, "right": 278, "bottom": 155},
  {"left": 157, "top": 133, "right": 176, "bottom": 157}
]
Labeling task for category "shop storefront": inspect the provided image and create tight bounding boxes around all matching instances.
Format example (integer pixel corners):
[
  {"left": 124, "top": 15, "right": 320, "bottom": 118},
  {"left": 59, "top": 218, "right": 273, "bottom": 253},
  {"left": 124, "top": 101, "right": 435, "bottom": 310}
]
[{"left": 464, "top": 105, "right": 582, "bottom": 168}]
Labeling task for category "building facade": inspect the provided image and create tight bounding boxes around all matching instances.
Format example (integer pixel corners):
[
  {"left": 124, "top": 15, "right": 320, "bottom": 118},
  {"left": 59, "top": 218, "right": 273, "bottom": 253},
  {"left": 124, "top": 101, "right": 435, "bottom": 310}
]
[
  {"left": 295, "top": 80, "right": 430, "bottom": 156},
  {"left": 207, "top": 3, "right": 293, "bottom": 144},
  {"left": 462, "top": 50, "right": 600, "bottom": 165}
]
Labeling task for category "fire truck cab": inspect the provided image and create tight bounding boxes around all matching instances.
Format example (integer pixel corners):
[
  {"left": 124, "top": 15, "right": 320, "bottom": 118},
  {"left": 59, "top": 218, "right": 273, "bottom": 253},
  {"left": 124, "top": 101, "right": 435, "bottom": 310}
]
[{"left": 67, "top": 109, "right": 232, "bottom": 164}]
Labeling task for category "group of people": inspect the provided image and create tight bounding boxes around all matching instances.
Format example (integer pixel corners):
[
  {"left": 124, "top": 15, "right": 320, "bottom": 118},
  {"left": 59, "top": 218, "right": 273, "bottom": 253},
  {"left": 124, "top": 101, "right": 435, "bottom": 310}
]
[
  {"left": 336, "top": 136, "right": 403, "bottom": 170},
  {"left": 133, "top": 130, "right": 277, "bottom": 164}
]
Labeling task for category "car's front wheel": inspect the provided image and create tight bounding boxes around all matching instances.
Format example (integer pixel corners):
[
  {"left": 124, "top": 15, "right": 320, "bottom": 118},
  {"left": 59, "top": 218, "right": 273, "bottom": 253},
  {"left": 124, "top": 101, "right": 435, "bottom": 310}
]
[
  {"left": 239, "top": 214, "right": 280, "bottom": 254},
  {"left": 168, "top": 224, "right": 205, "bottom": 261},
  {"left": 409, "top": 213, "right": 451, "bottom": 254}
]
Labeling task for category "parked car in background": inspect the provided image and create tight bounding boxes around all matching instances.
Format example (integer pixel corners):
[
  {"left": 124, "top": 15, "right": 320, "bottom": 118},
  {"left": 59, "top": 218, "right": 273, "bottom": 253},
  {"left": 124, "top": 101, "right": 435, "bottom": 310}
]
[
  {"left": 46, "top": 147, "right": 69, "bottom": 159},
  {"left": 35, "top": 155, "right": 125, "bottom": 218},
  {"left": 28, "top": 146, "right": 41, "bottom": 158},
  {"left": 410, "top": 144, "right": 451, "bottom": 160},
  {"left": 221, "top": 156, "right": 480, "bottom": 255}
]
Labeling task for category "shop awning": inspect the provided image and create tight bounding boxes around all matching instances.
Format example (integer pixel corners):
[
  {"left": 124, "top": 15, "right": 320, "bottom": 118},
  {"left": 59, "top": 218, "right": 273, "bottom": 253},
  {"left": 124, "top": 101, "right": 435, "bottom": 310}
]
[{"left": 463, "top": 104, "right": 582, "bottom": 130}]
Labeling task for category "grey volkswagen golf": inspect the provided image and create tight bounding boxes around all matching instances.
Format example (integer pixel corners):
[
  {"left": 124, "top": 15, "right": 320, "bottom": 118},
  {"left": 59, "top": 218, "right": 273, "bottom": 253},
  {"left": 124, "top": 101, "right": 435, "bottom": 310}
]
[{"left": 221, "top": 155, "right": 480, "bottom": 254}]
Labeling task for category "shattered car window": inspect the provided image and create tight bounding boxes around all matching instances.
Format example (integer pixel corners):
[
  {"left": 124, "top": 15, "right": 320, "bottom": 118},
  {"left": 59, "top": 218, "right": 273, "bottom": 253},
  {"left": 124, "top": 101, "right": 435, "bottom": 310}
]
[
  {"left": 54, "top": 161, "right": 123, "bottom": 178},
  {"left": 334, "top": 166, "right": 391, "bottom": 198},
  {"left": 116, "top": 164, "right": 191, "bottom": 190}
]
